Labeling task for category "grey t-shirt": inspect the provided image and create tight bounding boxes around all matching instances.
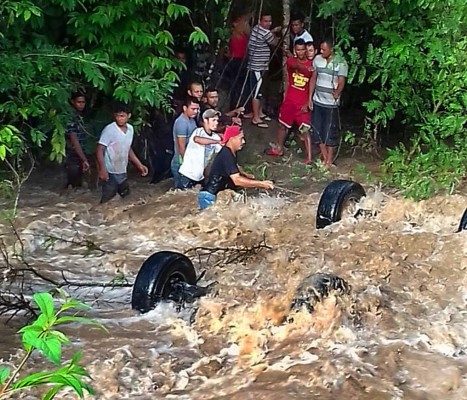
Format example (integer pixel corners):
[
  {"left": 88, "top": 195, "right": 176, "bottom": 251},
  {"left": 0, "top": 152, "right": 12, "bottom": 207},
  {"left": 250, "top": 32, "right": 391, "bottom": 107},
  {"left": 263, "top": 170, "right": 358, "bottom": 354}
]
[
  {"left": 98, "top": 122, "right": 134, "bottom": 174},
  {"left": 172, "top": 113, "right": 197, "bottom": 164}
]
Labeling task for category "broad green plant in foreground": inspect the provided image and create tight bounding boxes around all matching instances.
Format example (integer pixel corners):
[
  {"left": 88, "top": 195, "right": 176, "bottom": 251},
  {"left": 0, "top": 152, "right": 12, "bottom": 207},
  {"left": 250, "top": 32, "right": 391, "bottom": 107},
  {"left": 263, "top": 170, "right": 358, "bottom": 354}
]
[{"left": 0, "top": 292, "right": 105, "bottom": 399}]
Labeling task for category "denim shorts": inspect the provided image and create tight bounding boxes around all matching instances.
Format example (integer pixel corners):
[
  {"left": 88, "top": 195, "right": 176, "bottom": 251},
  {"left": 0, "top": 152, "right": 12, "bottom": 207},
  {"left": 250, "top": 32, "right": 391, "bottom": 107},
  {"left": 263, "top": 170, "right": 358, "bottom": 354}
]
[
  {"left": 198, "top": 191, "right": 216, "bottom": 210},
  {"left": 311, "top": 103, "right": 340, "bottom": 146}
]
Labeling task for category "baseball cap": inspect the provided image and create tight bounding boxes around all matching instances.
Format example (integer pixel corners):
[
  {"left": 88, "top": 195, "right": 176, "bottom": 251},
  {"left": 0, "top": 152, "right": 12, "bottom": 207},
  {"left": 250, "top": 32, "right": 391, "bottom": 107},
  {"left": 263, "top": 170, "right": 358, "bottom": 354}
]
[
  {"left": 202, "top": 108, "right": 221, "bottom": 119},
  {"left": 221, "top": 125, "right": 242, "bottom": 144}
]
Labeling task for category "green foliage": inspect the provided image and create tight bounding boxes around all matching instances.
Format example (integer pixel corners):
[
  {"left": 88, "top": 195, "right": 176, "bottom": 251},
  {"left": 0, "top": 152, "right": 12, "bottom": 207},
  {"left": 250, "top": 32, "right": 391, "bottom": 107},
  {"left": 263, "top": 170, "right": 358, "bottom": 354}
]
[
  {"left": 0, "top": 291, "right": 105, "bottom": 399},
  {"left": 315, "top": 0, "right": 467, "bottom": 199},
  {"left": 0, "top": 0, "right": 209, "bottom": 164}
]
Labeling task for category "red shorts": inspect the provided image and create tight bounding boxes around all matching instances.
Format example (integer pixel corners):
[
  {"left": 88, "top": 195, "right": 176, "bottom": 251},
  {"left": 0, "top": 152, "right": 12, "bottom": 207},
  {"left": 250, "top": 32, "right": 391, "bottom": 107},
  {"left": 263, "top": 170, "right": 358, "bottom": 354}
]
[{"left": 278, "top": 100, "right": 310, "bottom": 129}]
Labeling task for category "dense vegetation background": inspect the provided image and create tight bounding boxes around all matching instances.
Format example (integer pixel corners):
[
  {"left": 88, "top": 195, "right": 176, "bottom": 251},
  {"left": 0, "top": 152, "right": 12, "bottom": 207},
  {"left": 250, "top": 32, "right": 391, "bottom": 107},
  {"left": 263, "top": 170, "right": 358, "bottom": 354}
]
[{"left": 0, "top": 0, "right": 466, "bottom": 200}]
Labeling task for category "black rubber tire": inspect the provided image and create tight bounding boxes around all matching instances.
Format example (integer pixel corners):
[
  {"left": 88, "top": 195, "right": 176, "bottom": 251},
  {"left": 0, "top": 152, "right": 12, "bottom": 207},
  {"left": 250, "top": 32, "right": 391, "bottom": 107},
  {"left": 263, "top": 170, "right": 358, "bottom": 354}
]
[
  {"left": 316, "top": 180, "right": 366, "bottom": 229},
  {"left": 458, "top": 208, "right": 467, "bottom": 232},
  {"left": 131, "top": 251, "right": 197, "bottom": 313}
]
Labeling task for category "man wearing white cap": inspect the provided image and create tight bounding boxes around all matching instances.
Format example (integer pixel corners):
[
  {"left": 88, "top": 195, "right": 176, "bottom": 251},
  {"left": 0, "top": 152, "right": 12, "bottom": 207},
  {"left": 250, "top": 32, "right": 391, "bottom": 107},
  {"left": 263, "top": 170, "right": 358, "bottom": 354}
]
[
  {"left": 179, "top": 108, "right": 223, "bottom": 189},
  {"left": 198, "top": 126, "right": 274, "bottom": 209}
]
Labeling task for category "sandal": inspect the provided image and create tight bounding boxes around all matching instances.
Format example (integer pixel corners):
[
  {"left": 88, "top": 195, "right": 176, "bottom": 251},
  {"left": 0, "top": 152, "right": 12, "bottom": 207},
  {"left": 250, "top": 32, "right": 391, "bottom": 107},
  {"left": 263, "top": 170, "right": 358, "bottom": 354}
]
[
  {"left": 260, "top": 115, "right": 272, "bottom": 121},
  {"left": 264, "top": 147, "right": 284, "bottom": 157},
  {"left": 252, "top": 121, "right": 269, "bottom": 128}
]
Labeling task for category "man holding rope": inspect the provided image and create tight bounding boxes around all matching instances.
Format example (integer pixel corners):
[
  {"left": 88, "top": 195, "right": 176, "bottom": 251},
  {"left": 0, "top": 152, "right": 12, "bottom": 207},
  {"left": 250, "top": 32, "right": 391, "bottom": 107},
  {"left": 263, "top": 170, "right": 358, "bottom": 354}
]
[
  {"left": 309, "top": 39, "right": 348, "bottom": 168},
  {"left": 243, "top": 11, "right": 282, "bottom": 129},
  {"left": 198, "top": 125, "right": 275, "bottom": 210}
]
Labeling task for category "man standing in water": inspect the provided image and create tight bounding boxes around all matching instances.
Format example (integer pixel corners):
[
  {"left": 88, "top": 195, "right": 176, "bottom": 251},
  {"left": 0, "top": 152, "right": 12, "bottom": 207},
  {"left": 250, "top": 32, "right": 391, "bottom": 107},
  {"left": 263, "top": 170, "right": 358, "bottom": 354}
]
[
  {"left": 198, "top": 126, "right": 274, "bottom": 210},
  {"left": 265, "top": 39, "right": 314, "bottom": 163},
  {"left": 65, "top": 91, "right": 90, "bottom": 188},
  {"left": 171, "top": 96, "right": 199, "bottom": 189},
  {"left": 179, "top": 109, "right": 222, "bottom": 188},
  {"left": 96, "top": 102, "right": 148, "bottom": 203},
  {"left": 309, "top": 39, "right": 348, "bottom": 168}
]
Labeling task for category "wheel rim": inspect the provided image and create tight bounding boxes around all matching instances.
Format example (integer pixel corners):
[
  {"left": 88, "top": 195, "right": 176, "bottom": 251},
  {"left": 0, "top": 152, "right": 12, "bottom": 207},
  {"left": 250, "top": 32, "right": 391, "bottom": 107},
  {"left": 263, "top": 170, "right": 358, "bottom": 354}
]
[{"left": 340, "top": 195, "right": 361, "bottom": 219}]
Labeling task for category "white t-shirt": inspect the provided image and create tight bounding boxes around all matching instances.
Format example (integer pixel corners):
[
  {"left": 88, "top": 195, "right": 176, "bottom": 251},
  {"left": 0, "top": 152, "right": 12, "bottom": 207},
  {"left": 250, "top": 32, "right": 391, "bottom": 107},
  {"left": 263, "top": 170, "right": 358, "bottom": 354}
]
[
  {"left": 294, "top": 30, "right": 313, "bottom": 44},
  {"left": 98, "top": 122, "right": 134, "bottom": 174},
  {"left": 179, "top": 127, "right": 222, "bottom": 182}
]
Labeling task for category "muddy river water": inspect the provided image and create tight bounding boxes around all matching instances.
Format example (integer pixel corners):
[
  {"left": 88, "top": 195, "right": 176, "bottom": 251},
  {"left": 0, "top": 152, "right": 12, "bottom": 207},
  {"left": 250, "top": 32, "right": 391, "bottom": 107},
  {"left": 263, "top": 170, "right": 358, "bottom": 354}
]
[{"left": 0, "top": 159, "right": 466, "bottom": 399}]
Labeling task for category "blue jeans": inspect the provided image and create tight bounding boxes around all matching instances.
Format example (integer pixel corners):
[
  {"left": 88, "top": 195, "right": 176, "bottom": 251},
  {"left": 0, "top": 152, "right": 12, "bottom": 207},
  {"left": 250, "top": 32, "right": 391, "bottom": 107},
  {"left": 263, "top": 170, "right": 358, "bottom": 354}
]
[
  {"left": 198, "top": 191, "right": 216, "bottom": 210},
  {"left": 171, "top": 157, "right": 192, "bottom": 189}
]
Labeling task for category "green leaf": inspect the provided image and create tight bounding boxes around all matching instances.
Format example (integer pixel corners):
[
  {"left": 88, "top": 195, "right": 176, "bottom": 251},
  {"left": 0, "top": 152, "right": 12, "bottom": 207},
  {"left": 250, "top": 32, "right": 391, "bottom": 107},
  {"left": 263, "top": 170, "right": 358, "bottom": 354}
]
[
  {"left": 13, "top": 371, "right": 52, "bottom": 389},
  {"left": 42, "top": 384, "right": 65, "bottom": 400},
  {"left": 59, "top": 298, "right": 91, "bottom": 313},
  {"left": 33, "top": 293, "right": 55, "bottom": 319},
  {"left": 37, "top": 337, "right": 62, "bottom": 365},
  {"left": 21, "top": 325, "right": 43, "bottom": 350},
  {"left": 23, "top": 10, "right": 31, "bottom": 22},
  {"left": 188, "top": 27, "right": 209, "bottom": 45},
  {"left": 54, "top": 373, "right": 85, "bottom": 397},
  {"left": 49, "top": 330, "right": 70, "bottom": 344},
  {"left": 0, "top": 366, "right": 10, "bottom": 384}
]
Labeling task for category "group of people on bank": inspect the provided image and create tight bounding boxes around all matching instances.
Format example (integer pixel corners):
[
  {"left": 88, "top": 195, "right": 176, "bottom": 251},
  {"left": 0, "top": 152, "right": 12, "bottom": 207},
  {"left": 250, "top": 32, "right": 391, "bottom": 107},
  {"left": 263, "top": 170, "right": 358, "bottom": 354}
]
[{"left": 64, "top": 10, "right": 347, "bottom": 210}]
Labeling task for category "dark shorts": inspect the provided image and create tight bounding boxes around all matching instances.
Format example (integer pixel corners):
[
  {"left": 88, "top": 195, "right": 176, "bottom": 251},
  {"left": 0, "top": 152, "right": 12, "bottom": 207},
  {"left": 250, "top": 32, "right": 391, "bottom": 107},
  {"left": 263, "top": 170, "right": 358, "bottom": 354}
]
[
  {"left": 100, "top": 173, "right": 130, "bottom": 203},
  {"left": 311, "top": 103, "right": 340, "bottom": 146},
  {"left": 247, "top": 70, "right": 264, "bottom": 100},
  {"left": 65, "top": 158, "right": 84, "bottom": 188}
]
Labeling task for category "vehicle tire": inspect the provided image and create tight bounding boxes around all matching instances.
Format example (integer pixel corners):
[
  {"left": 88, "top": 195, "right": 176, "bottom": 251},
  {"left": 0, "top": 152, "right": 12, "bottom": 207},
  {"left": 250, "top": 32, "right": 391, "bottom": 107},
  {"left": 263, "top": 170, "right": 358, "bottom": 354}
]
[
  {"left": 291, "top": 273, "right": 350, "bottom": 313},
  {"left": 458, "top": 208, "right": 467, "bottom": 232},
  {"left": 131, "top": 251, "right": 197, "bottom": 313},
  {"left": 316, "top": 180, "right": 366, "bottom": 229}
]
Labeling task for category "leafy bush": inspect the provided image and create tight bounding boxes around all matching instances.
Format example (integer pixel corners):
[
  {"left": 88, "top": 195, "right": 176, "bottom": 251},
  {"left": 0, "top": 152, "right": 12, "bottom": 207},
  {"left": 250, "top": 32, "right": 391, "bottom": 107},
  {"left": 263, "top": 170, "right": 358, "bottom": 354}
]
[
  {"left": 314, "top": 0, "right": 467, "bottom": 199},
  {"left": 0, "top": 0, "right": 208, "bottom": 163},
  {"left": 0, "top": 292, "right": 105, "bottom": 399}
]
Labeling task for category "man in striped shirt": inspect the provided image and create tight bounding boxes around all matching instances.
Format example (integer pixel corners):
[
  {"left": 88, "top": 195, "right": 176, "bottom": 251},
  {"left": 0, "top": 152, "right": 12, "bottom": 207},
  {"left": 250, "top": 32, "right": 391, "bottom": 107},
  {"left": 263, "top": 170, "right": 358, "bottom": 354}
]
[
  {"left": 245, "top": 12, "right": 281, "bottom": 128},
  {"left": 309, "top": 39, "right": 348, "bottom": 167}
]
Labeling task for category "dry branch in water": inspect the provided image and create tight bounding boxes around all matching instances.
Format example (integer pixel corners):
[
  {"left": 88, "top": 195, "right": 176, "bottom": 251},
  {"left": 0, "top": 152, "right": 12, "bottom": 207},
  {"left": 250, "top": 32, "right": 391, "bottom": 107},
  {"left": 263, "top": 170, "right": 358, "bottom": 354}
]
[
  {"left": 0, "top": 223, "right": 131, "bottom": 320},
  {"left": 185, "top": 235, "right": 272, "bottom": 270}
]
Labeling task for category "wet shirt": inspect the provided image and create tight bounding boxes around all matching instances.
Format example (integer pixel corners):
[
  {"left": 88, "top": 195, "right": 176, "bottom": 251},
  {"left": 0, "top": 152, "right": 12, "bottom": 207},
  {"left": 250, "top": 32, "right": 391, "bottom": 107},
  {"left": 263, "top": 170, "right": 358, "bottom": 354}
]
[
  {"left": 202, "top": 146, "right": 239, "bottom": 195},
  {"left": 285, "top": 57, "right": 313, "bottom": 106},
  {"left": 98, "top": 122, "right": 134, "bottom": 174},
  {"left": 65, "top": 113, "right": 87, "bottom": 161},
  {"left": 179, "top": 127, "right": 222, "bottom": 182},
  {"left": 247, "top": 24, "right": 275, "bottom": 71},
  {"left": 313, "top": 54, "right": 348, "bottom": 108}
]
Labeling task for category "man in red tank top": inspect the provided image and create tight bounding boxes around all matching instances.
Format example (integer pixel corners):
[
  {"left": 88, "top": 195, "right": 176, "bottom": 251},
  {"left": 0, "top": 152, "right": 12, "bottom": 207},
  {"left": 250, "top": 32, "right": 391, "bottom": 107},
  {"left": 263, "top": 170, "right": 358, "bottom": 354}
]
[{"left": 265, "top": 39, "right": 314, "bottom": 162}]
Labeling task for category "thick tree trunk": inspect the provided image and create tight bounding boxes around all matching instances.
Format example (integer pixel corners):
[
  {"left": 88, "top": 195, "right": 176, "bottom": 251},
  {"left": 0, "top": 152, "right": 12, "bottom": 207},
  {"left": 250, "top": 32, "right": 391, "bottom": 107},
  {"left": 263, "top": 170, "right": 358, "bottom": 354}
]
[{"left": 282, "top": 0, "right": 291, "bottom": 95}]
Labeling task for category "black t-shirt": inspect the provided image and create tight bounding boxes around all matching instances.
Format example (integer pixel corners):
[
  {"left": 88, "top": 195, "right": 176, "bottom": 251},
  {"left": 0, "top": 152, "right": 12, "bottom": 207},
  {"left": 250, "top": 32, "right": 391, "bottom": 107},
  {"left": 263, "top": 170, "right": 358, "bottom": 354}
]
[{"left": 202, "top": 146, "right": 239, "bottom": 195}]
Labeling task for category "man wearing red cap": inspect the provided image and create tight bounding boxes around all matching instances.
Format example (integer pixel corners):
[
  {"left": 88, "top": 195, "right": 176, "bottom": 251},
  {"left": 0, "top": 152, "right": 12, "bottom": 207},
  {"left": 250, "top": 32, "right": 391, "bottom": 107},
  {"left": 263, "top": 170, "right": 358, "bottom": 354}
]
[{"left": 198, "top": 126, "right": 275, "bottom": 209}]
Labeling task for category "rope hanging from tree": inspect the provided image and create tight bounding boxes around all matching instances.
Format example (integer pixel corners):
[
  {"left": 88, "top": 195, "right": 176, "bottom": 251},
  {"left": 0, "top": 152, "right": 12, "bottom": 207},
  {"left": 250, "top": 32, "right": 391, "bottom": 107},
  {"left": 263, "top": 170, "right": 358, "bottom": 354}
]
[{"left": 204, "top": 0, "right": 237, "bottom": 86}]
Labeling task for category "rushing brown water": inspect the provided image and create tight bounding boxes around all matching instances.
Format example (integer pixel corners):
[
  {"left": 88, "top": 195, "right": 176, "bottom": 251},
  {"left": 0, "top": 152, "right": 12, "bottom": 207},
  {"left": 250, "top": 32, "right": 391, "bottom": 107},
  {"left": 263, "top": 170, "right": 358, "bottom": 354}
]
[{"left": 0, "top": 149, "right": 466, "bottom": 399}]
